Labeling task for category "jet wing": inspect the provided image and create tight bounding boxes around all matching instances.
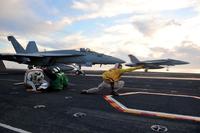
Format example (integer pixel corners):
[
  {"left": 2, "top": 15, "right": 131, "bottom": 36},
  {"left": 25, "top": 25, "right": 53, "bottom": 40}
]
[
  {"left": 133, "top": 60, "right": 167, "bottom": 69},
  {"left": 0, "top": 53, "right": 83, "bottom": 58},
  {"left": 0, "top": 53, "right": 84, "bottom": 64},
  {"left": 0, "top": 53, "right": 32, "bottom": 63},
  {"left": 142, "top": 60, "right": 167, "bottom": 65},
  {"left": 141, "top": 59, "right": 188, "bottom": 67}
]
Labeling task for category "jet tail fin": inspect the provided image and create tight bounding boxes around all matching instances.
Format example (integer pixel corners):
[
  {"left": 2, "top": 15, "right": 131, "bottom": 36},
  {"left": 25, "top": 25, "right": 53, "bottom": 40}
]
[
  {"left": 128, "top": 54, "right": 140, "bottom": 63},
  {"left": 7, "top": 36, "right": 26, "bottom": 53},
  {"left": 26, "top": 41, "right": 39, "bottom": 53},
  {"left": 0, "top": 60, "right": 6, "bottom": 71}
]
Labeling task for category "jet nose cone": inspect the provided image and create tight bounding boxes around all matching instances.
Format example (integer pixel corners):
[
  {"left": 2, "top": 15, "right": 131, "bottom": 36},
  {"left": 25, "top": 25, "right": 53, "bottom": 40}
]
[
  {"left": 171, "top": 59, "right": 189, "bottom": 65},
  {"left": 119, "top": 59, "right": 125, "bottom": 63},
  {"left": 113, "top": 57, "right": 125, "bottom": 64},
  {"left": 182, "top": 61, "right": 189, "bottom": 64},
  {"left": 102, "top": 55, "right": 125, "bottom": 64},
  {"left": 176, "top": 60, "right": 189, "bottom": 65}
]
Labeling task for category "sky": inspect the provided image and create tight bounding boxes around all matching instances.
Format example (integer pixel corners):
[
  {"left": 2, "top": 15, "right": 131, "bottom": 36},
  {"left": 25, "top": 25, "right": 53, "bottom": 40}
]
[{"left": 0, "top": 0, "right": 200, "bottom": 73}]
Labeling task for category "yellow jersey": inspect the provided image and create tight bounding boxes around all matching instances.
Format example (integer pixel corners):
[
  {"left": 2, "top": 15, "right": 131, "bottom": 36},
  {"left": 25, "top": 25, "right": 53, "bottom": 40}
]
[{"left": 102, "top": 65, "right": 143, "bottom": 83}]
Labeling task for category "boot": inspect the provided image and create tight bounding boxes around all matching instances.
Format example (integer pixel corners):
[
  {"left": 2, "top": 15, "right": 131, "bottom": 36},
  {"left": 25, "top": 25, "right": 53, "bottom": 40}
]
[
  {"left": 81, "top": 89, "right": 88, "bottom": 94},
  {"left": 111, "top": 91, "right": 119, "bottom": 96}
]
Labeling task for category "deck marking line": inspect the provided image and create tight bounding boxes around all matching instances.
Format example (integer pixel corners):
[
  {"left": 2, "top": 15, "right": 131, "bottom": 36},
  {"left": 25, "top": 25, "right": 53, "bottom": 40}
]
[
  {"left": 104, "top": 92, "right": 200, "bottom": 122},
  {"left": 0, "top": 123, "right": 31, "bottom": 133}
]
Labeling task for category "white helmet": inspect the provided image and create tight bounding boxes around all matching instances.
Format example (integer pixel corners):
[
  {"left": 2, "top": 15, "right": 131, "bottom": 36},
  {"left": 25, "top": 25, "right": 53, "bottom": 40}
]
[
  {"left": 52, "top": 68, "right": 58, "bottom": 73},
  {"left": 52, "top": 67, "right": 61, "bottom": 73},
  {"left": 33, "top": 71, "right": 44, "bottom": 82},
  {"left": 56, "top": 67, "right": 61, "bottom": 72}
]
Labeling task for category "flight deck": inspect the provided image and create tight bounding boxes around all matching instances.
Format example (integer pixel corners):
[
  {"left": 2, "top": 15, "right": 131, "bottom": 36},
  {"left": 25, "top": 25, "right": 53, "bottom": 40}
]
[{"left": 0, "top": 69, "right": 200, "bottom": 133}]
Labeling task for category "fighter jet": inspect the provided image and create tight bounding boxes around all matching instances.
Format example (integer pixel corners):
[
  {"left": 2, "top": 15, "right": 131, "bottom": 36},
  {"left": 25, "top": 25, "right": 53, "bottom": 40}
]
[
  {"left": 0, "top": 36, "right": 125, "bottom": 73},
  {"left": 125, "top": 54, "right": 189, "bottom": 72}
]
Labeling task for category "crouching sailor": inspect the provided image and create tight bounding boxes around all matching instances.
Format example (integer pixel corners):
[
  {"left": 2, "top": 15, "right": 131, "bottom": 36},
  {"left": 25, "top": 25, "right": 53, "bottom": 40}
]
[
  {"left": 81, "top": 63, "right": 143, "bottom": 96},
  {"left": 24, "top": 69, "right": 49, "bottom": 92}
]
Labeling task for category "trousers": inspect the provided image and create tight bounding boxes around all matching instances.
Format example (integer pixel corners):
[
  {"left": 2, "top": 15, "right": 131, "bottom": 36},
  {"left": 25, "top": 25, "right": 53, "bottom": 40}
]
[{"left": 86, "top": 80, "right": 124, "bottom": 93}]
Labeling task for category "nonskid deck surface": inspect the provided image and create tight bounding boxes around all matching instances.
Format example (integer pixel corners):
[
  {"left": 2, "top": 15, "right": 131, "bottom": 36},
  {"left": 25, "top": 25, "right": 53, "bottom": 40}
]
[{"left": 0, "top": 70, "right": 200, "bottom": 133}]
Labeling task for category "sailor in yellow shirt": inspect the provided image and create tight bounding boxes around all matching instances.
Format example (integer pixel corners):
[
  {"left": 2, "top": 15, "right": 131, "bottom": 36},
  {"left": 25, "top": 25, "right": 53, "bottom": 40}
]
[{"left": 81, "top": 63, "right": 143, "bottom": 96}]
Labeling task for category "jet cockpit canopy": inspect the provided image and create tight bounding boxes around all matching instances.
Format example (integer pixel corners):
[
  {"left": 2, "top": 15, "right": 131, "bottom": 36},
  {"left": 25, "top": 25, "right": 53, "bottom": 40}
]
[{"left": 80, "top": 48, "right": 91, "bottom": 52}]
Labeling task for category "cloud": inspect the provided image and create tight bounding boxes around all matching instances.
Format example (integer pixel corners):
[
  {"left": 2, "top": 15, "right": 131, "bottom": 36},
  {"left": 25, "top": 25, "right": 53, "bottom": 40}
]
[
  {"left": 0, "top": 0, "right": 38, "bottom": 33},
  {"left": 46, "top": 23, "right": 151, "bottom": 59},
  {"left": 0, "top": 0, "right": 74, "bottom": 53},
  {"left": 0, "top": 0, "right": 73, "bottom": 36},
  {"left": 72, "top": 0, "right": 198, "bottom": 20},
  {"left": 193, "top": 0, "right": 200, "bottom": 13},
  {"left": 0, "top": 0, "right": 199, "bottom": 73},
  {"left": 148, "top": 41, "right": 200, "bottom": 70},
  {"left": 125, "top": 14, "right": 182, "bottom": 37},
  {"left": 72, "top": 0, "right": 99, "bottom": 12}
]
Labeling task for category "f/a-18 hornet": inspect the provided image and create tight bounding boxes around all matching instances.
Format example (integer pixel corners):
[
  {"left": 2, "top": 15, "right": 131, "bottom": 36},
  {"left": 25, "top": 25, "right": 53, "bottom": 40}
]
[
  {"left": 0, "top": 36, "right": 125, "bottom": 74},
  {"left": 125, "top": 54, "right": 189, "bottom": 72}
]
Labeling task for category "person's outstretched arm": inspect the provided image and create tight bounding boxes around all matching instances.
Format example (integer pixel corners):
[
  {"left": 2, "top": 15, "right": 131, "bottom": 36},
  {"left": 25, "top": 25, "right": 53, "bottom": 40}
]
[{"left": 120, "top": 65, "right": 144, "bottom": 73}]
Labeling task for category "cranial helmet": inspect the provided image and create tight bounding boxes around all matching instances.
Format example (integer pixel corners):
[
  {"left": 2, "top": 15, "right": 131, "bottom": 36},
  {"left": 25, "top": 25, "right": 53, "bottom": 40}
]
[
  {"left": 33, "top": 71, "right": 44, "bottom": 81},
  {"left": 35, "top": 71, "right": 41, "bottom": 76},
  {"left": 56, "top": 67, "right": 61, "bottom": 72},
  {"left": 52, "top": 68, "right": 58, "bottom": 73}
]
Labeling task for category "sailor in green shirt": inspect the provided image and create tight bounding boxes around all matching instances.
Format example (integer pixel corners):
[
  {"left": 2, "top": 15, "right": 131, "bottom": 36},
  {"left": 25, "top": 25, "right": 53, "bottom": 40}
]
[{"left": 44, "top": 67, "right": 68, "bottom": 91}]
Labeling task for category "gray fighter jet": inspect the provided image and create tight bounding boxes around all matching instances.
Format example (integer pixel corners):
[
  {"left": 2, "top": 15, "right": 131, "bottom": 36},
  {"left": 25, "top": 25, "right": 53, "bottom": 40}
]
[
  {"left": 125, "top": 54, "right": 189, "bottom": 72},
  {"left": 0, "top": 36, "right": 125, "bottom": 73}
]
